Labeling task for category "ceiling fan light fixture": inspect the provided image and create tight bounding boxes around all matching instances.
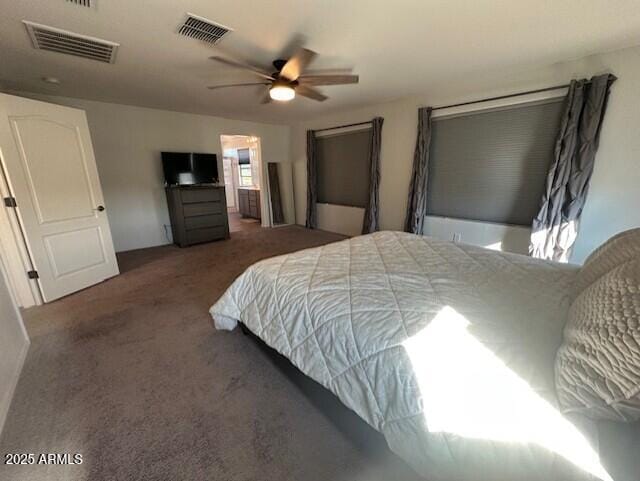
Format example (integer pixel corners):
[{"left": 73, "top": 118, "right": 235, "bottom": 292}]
[
  {"left": 269, "top": 85, "right": 295, "bottom": 101},
  {"left": 208, "top": 45, "right": 359, "bottom": 104}
]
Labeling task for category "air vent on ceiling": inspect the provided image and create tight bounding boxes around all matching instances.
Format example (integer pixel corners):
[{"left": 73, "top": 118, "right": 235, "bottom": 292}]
[
  {"left": 178, "top": 13, "right": 232, "bottom": 45},
  {"left": 23, "top": 21, "right": 118, "bottom": 63},
  {"left": 66, "top": 0, "right": 91, "bottom": 7}
]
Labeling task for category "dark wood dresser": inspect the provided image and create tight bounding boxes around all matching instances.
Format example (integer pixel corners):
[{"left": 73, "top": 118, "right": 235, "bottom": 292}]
[
  {"left": 165, "top": 185, "right": 229, "bottom": 247},
  {"left": 237, "top": 188, "right": 261, "bottom": 220}
]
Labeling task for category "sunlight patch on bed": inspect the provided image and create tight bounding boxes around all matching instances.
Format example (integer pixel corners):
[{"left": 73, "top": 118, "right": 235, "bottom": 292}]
[{"left": 402, "top": 306, "right": 611, "bottom": 481}]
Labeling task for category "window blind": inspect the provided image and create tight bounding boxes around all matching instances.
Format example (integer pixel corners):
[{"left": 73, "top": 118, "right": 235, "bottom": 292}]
[
  {"left": 237, "top": 148, "right": 250, "bottom": 165},
  {"left": 316, "top": 128, "right": 371, "bottom": 208},
  {"left": 427, "top": 99, "right": 564, "bottom": 226}
]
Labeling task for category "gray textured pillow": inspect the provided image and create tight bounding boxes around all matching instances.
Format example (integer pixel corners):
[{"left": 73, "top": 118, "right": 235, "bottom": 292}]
[
  {"left": 574, "top": 228, "right": 640, "bottom": 296},
  {"left": 556, "top": 256, "right": 640, "bottom": 421}
]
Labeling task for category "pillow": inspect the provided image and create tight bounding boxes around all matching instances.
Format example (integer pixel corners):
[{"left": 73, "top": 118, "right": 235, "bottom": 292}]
[
  {"left": 555, "top": 256, "right": 640, "bottom": 421},
  {"left": 573, "top": 228, "right": 640, "bottom": 297}
]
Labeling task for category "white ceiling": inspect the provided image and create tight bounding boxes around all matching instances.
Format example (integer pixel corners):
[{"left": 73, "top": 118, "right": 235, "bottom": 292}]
[{"left": 1, "top": 0, "right": 640, "bottom": 123}]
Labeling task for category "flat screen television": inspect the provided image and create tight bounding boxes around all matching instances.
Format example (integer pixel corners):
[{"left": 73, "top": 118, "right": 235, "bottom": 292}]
[{"left": 161, "top": 152, "right": 218, "bottom": 185}]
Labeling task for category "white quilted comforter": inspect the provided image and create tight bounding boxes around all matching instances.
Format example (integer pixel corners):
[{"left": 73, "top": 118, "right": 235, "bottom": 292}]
[{"left": 210, "top": 231, "right": 614, "bottom": 480}]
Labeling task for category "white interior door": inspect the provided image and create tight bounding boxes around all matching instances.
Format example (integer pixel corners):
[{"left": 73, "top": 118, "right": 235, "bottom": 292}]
[
  {"left": 0, "top": 93, "right": 119, "bottom": 302},
  {"left": 222, "top": 156, "right": 236, "bottom": 211}
]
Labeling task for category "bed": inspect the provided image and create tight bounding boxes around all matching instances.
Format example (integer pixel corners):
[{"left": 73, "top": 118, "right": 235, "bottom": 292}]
[{"left": 210, "top": 231, "right": 620, "bottom": 481}]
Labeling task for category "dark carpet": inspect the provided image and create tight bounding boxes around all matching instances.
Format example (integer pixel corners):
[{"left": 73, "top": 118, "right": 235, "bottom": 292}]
[
  {"left": 0, "top": 226, "right": 422, "bottom": 481},
  {"left": 228, "top": 212, "right": 261, "bottom": 233}
]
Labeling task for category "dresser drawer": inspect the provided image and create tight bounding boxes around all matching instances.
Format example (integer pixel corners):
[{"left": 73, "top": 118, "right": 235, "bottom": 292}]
[
  {"left": 166, "top": 185, "right": 229, "bottom": 248},
  {"left": 184, "top": 213, "right": 225, "bottom": 230},
  {"left": 182, "top": 202, "right": 223, "bottom": 217},
  {"left": 186, "top": 226, "right": 227, "bottom": 244},
  {"left": 180, "top": 188, "right": 222, "bottom": 204}
]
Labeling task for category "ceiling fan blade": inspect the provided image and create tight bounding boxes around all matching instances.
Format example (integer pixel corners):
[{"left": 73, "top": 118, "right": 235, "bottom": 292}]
[
  {"left": 279, "top": 34, "right": 307, "bottom": 60},
  {"left": 209, "top": 56, "right": 274, "bottom": 80},
  {"left": 207, "top": 82, "right": 270, "bottom": 90},
  {"left": 296, "top": 85, "right": 328, "bottom": 102},
  {"left": 260, "top": 91, "right": 272, "bottom": 104},
  {"left": 279, "top": 48, "right": 317, "bottom": 81},
  {"left": 297, "top": 74, "right": 359, "bottom": 86}
]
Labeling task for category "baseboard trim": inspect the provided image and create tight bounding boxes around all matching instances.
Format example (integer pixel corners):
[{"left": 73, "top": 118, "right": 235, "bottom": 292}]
[{"left": 0, "top": 338, "right": 29, "bottom": 437}]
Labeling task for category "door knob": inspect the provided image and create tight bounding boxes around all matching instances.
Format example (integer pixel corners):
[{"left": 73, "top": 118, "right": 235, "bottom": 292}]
[{"left": 95, "top": 205, "right": 105, "bottom": 212}]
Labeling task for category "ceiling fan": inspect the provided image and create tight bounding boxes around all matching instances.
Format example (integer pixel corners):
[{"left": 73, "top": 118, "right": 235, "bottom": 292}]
[{"left": 207, "top": 46, "right": 359, "bottom": 103}]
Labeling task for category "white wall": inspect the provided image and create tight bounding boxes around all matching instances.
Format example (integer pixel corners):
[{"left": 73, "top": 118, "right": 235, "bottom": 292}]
[
  {"left": 291, "top": 45, "right": 640, "bottom": 264},
  {"left": 8, "top": 94, "right": 291, "bottom": 252},
  {"left": 424, "top": 216, "right": 532, "bottom": 254},
  {"left": 0, "top": 254, "right": 29, "bottom": 435},
  {"left": 317, "top": 203, "right": 365, "bottom": 237}
]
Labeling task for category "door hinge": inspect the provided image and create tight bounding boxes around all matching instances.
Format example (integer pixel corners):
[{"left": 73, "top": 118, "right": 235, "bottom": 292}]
[
  {"left": 4, "top": 197, "right": 17, "bottom": 208},
  {"left": 27, "top": 270, "right": 39, "bottom": 279}
]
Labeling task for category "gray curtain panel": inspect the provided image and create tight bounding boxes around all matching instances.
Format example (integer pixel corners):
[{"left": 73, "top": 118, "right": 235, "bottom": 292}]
[
  {"left": 404, "top": 107, "right": 433, "bottom": 234},
  {"left": 362, "top": 117, "right": 384, "bottom": 234},
  {"left": 530, "top": 73, "right": 616, "bottom": 262},
  {"left": 305, "top": 130, "right": 318, "bottom": 229}
]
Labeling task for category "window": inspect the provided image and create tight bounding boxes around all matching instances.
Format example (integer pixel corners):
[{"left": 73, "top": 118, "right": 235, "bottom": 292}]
[
  {"left": 427, "top": 99, "right": 564, "bottom": 226},
  {"left": 238, "top": 164, "right": 253, "bottom": 186},
  {"left": 237, "top": 148, "right": 253, "bottom": 186},
  {"left": 316, "top": 128, "right": 371, "bottom": 208}
]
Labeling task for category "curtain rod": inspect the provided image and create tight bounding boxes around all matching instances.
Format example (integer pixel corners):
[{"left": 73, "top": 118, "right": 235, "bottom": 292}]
[
  {"left": 431, "top": 83, "right": 576, "bottom": 111},
  {"left": 312, "top": 120, "right": 372, "bottom": 134}
]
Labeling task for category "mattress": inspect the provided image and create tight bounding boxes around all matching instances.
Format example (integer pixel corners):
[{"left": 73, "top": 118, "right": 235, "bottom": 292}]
[{"left": 210, "top": 231, "right": 614, "bottom": 480}]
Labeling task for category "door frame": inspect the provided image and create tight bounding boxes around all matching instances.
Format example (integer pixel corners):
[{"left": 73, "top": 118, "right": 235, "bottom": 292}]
[
  {"left": 0, "top": 159, "right": 42, "bottom": 308},
  {"left": 219, "top": 134, "right": 269, "bottom": 227}
]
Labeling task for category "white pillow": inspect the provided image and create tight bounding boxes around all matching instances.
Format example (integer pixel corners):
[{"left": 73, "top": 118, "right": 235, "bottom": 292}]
[{"left": 556, "top": 256, "right": 640, "bottom": 421}]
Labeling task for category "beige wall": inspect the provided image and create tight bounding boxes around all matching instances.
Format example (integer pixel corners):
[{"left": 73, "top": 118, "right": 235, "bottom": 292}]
[
  {"left": 292, "top": 45, "right": 640, "bottom": 264},
  {"left": 0, "top": 254, "right": 29, "bottom": 435},
  {"left": 7, "top": 94, "right": 292, "bottom": 252}
]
